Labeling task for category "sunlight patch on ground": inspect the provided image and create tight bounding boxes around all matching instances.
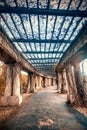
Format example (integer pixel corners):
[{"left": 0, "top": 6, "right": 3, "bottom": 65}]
[{"left": 38, "top": 119, "right": 53, "bottom": 128}]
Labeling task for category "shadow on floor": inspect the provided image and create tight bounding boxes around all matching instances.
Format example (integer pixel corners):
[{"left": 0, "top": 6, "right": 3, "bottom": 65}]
[
  {"left": 0, "top": 125, "right": 59, "bottom": 130},
  {"left": 65, "top": 103, "right": 87, "bottom": 128}
]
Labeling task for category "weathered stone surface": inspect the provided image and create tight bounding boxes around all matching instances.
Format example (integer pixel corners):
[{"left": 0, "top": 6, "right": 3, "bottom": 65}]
[
  {"left": 13, "top": 63, "right": 21, "bottom": 96},
  {"left": 4, "top": 64, "right": 13, "bottom": 96},
  {"left": 57, "top": 72, "right": 62, "bottom": 93},
  {"left": 26, "top": 74, "right": 30, "bottom": 93},
  {"left": 0, "top": 64, "right": 6, "bottom": 96},
  {"left": 29, "top": 73, "right": 35, "bottom": 93},
  {"left": 83, "top": 76, "right": 87, "bottom": 107},
  {"left": 52, "top": 78, "right": 56, "bottom": 86},
  {"left": 34, "top": 75, "right": 38, "bottom": 89},
  {"left": 74, "top": 63, "right": 86, "bottom": 106},
  {"left": 42, "top": 77, "right": 47, "bottom": 87},
  {"left": 29, "top": 88, "right": 34, "bottom": 93},
  {"left": 57, "top": 71, "right": 67, "bottom": 94},
  {"left": 38, "top": 76, "right": 43, "bottom": 89},
  {"left": 67, "top": 94, "right": 78, "bottom": 104},
  {"left": 0, "top": 95, "right": 22, "bottom": 106}
]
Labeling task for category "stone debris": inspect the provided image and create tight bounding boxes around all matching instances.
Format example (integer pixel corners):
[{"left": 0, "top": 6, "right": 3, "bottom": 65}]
[{"left": 38, "top": 119, "right": 53, "bottom": 128}]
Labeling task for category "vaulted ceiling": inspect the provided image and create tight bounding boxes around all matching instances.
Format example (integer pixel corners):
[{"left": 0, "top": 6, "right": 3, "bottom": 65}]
[{"left": 0, "top": 0, "right": 87, "bottom": 76}]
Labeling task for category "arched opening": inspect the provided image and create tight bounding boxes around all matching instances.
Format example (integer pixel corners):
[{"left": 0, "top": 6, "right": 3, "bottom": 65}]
[
  {"left": 0, "top": 60, "right": 6, "bottom": 97},
  {"left": 21, "top": 71, "right": 28, "bottom": 93}
]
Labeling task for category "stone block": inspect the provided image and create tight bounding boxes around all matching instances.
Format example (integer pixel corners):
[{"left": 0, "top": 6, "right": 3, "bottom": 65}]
[{"left": 0, "top": 95, "right": 22, "bottom": 106}]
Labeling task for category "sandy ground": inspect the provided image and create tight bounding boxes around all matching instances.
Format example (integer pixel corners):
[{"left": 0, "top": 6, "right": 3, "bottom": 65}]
[
  {"left": 0, "top": 92, "right": 87, "bottom": 127},
  {"left": 0, "top": 93, "right": 33, "bottom": 126}
]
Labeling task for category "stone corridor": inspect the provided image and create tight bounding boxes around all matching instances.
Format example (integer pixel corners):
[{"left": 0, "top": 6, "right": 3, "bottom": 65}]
[
  {"left": 0, "top": 1, "right": 87, "bottom": 129},
  {"left": 0, "top": 86, "right": 87, "bottom": 130}
]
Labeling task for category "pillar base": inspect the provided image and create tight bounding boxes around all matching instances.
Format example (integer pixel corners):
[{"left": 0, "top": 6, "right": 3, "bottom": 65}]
[
  {"left": 0, "top": 95, "right": 22, "bottom": 106},
  {"left": 36, "top": 86, "right": 42, "bottom": 90},
  {"left": 29, "top": 88, "right": 34, "bottom": 93},
  {"left": 43, "top": 85, "right": 47, "bottom": 88},
  {"left": 67, "top": 94, "right": 76, "bottom": 104},
  {"left": 57, "top": 88, "right": 61, "bottom": 94},
  {"left": 84, "top": 98, "right": 87, "bottom": 107}
]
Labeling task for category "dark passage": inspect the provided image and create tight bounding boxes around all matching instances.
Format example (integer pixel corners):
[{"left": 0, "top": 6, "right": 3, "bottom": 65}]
[{"left": 0, "top": 86, "right": 87, "bottom": 130}]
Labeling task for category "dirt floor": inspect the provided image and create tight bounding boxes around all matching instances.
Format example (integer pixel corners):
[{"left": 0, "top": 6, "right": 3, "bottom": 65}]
[
  {"left": 0, "top": 87, "right": 87, "bottom": 129},
  {"left": 0, "top": 93, "right": 33, "bottom": 125},
  {"left": 75, "top": 106, "right": 87, "bottom": 117}
]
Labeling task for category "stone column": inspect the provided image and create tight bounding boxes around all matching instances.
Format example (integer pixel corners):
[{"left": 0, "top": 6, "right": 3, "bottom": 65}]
[
  {"left": 13, "top": 63, "right": 21, "bottom": 96},
  {"left": 83, "top": 76, "right": 87, "bottom": 107},
  {"left": 45, "top": 78, "right": 47, "bottom": 87},
  {"left": 48, "top": 78, "right": 51, "bottom": 87},
  {"left": 66, "top": 63, "right": 77, "bottom": 104},
  {"left": 29, "top": 73, "right": 34, "bottom": 93},
  {"left": 48, "top": 78, "right": 50, "bottom": 87},
  {"left": 38, "top": 76, "right": 42, "bottom": 89},
  {"left": 35, "top": 75, "right": 39, "bottom": 89},
  {"left": 62, "top": 70, "right": 68, "bottom": 93},
  {"left": 43, "top": 77, "right": 47, "bottom": 87},
  {"left": 57, "top": 72, "right": 62, "bottom": 93},
  {"left": 41, "top": 77, "right": 43, "bottom": 88},
  {"left": 4, "top": 64, "right": 13, "bottom": 96},
  {"left": 57, "top": 70, "right": 66, "bottom": 94},
  {"left": 51, "top": 78, "right": 53, "bottom": 86},
  {"left": 55, "top": 72, "right": 58, "bottom": 89},
  {"left": 61, "top": 70, "right": 67, "bottom": 94},
  {"left": 42, "top": 77, "right": 45, "bottom": 87},
  {"left": 53, "top": 78, "right": 56, "bottom": 86},
  {"left": 51, "top": 78, "right": 54, "bottom": 86},
  {"left": 32, "top": 73, "right": 36, "bottom": 90},
  {"left": 74, "top": 62, "right": 87, "bottom": 106},
  {"left": 12, "top": 63, "right": 22, "bottom": 105},
  {"left": 0, "top": 63, "right": 22, "bottom": 106},
  {"left": 26, "top": 73, "right": 30, "bottom": 93},
  {"left": 46, "top": 78, "right": 49, "bottom": 87}
]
